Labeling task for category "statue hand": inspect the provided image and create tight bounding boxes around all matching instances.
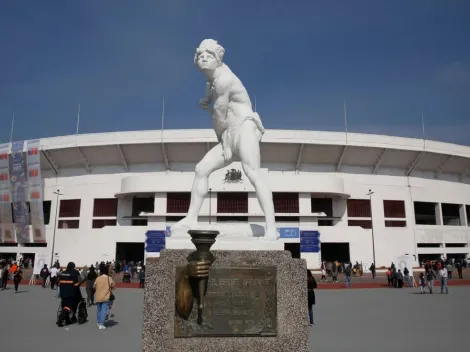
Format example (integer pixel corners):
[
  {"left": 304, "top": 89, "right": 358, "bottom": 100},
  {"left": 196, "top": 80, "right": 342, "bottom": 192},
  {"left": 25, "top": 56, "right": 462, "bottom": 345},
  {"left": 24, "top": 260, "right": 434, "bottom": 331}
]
[
  {"left": 199, "top": 97, "right": 211, "bottom": 110},
  {"left": 187, "top": 260, "right": 212, "bottom": 279}
]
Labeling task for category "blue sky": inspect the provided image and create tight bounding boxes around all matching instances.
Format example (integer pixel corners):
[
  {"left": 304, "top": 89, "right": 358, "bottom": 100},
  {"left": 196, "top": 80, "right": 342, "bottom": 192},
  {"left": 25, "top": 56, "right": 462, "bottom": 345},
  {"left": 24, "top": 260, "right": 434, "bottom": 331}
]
[{"left": 1, "top": 1, "right": 469, "bottom": 145}]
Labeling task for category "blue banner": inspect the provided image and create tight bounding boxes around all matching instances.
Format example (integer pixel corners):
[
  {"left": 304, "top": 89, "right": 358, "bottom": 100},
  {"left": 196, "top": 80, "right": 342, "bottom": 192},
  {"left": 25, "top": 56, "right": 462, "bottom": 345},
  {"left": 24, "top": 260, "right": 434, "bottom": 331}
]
[
  {"left": 146, "top": 230, "right": 165, "bottom": 252},
  {"left": 277, "top": 227, "right": 300, "bottom": 239},
  {"left": 10, "top": 141, "right": 30, "bottom": 243}
]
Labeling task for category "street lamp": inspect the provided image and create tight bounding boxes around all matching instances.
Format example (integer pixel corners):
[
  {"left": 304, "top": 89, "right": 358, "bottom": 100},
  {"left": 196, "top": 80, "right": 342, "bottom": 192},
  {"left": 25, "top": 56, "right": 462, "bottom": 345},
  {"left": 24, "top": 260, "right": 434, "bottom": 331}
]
[
  {"left": 50, "top": 189, "right": 63, "bottom": 267},
  {"left": 208, "top": 188, "right": 212, "bottom": 225},
  {"left": 366, "top": 189, "right": 376, "bottom": 267}
]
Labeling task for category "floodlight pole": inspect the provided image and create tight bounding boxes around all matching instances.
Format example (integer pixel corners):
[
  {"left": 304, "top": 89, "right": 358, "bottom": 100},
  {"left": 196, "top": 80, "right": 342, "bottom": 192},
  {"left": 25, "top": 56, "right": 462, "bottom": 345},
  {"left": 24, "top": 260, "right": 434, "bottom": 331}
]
[
  {"left": 50, "top": 189, "right": 63, "bottom": 267},
  {"left": 367, "top": 189, "right": 376, "bottom": 267}
]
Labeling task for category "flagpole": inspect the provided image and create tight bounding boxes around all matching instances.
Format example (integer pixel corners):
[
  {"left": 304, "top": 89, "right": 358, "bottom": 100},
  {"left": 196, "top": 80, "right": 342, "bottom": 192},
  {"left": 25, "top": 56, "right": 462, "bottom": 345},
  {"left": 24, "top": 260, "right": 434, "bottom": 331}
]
[
  {"left": 76, "top": 104, "right": 80, "bottom": 137},
  {"left": 421, "top": 108, "right": 426, "bottom": 148},
  {"left": 9, "top": 113, "right": 15, "bottom": 143},
  {"left": 254, "top": 96, "right": 257, "bottom": 112},
  {"left": 343, "top": 100, "right": 348, "bottom": 144},
  {"left": 161, "top": 97, "right": 165, "bottom": 135}
]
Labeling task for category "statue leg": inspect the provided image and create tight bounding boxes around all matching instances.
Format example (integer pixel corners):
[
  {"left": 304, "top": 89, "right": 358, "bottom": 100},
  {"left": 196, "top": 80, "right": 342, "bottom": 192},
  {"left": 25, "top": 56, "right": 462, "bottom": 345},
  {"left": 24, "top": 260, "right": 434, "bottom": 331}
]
[
  {"left": 174, "top": 143, "right": 230, "bottom": 229},
  {"left": 238, "top": 122, "right": 278, "bottom": 240}
]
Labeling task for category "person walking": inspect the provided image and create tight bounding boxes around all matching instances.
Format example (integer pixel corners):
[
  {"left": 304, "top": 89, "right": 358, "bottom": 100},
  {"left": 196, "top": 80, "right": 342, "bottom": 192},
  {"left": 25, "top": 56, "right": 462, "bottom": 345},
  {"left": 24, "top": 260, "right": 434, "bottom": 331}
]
[
  {"left": 455, "top": 260, "right": 463, "bottom": 279},
  {"left": 369, "top": 263, "right": 376, "bottom": 279},
  {"left": 418, "top": 273, "right": 426, "bottom": 294},
  {"left": 86, "top": 265, "right": 98, "bottom": 307},
  {"left": 13, "top": 267, "right": 23, "bottom": 293},
  {"left": 307, "top": 270, "right": 317, "bottom": 326},
  {"left": 426, "top": 269, "right": 436, "bottom": 294},
  {"left": 439, "top": 266, "right": 449, "bottom": 294},
  {"left": 0, "top": 262, "right": 8, "bottom": 290},
  {"left": 139, "top": 266, "right": 146, "bottom": 288},
  {"left": 344, "top": 264, "right": 352, "bottom": 288},
  {"left": 39, "top": 264, "right": 49, "bottom": 288},
  {"left": 94, "top": 265, "right": 115, "bottom": 330},
  {"left": 50, "top": 264, "right": 59, "bottom": 290}
]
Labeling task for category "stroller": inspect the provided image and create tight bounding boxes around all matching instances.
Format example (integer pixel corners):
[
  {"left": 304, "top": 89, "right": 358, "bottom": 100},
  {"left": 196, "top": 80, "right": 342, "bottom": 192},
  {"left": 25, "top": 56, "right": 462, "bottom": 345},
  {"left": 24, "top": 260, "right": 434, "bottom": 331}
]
[{"left": 56, "top": 298, "right": 88, "bottom": 327}]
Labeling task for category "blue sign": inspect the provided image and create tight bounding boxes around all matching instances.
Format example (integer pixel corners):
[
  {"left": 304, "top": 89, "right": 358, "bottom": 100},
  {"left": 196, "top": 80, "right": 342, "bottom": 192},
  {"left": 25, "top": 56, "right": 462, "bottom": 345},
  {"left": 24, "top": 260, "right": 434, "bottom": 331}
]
[
  {"left": 300, "top": 238, "right": 320, "bottom": 246},
  {"left": 165, "top": 226, "right": 171, "bottom": 237},
  {"left": 300, "top": 230, "right": 320, "bottom": 238},
  {"left": 145, "top": 244, "right": 165, "bottom": 252},
  {"left": 301, "top": 244, "right": 321, "bottom": 253},
  {"left": 146, "top": 238, "right": 165, "bottom": 245},
  {"left": 146, "top": 230, "right": 166, "bottom": 238},
  {"left": 277, "top": 227, "right": 300, "bottom": 239},
  {"left": 146, "top": 230, "right": 166, "bottom": 252}
]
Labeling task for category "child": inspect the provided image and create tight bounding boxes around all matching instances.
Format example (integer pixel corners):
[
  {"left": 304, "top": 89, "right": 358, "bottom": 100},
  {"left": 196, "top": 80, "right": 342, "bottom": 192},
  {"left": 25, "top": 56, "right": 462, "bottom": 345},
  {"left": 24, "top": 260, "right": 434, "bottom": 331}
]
[
  {"left": 419, "top": 272, "right": 426, "bottom": 294},
  {"left": 321, "top": 268, "right": 326, "bottom": 282}
]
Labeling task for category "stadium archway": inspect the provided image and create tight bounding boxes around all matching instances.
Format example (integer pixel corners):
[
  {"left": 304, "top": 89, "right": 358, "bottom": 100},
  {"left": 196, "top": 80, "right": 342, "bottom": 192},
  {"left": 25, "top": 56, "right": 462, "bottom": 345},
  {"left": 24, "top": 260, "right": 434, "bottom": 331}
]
[
  {"left": 284, "top": 243, "right": 300, "bottom": 259},
  {"left": 115, "top": 242, "right": 145, "bottom": 263},
  {"left": 321, "top": 242, "right": 350, "bottom": 263}
]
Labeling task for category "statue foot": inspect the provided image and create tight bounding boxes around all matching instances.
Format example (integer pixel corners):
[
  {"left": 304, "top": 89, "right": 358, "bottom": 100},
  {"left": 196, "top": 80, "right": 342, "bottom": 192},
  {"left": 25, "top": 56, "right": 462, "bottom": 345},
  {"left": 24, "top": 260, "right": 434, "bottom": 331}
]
[{"left": 263, "top": 228, "right": 280, "bottom": 241}]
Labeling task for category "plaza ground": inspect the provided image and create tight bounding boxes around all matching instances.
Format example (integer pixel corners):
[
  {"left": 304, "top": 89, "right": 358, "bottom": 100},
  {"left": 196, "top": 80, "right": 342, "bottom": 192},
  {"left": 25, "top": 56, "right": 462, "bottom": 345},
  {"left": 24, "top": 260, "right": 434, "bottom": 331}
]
[
  {"left": 15, "top": 267, "right": 470, "bottom": 289},
  {"left": 0, "top": 285, "right": 468, "bottom": 351}
]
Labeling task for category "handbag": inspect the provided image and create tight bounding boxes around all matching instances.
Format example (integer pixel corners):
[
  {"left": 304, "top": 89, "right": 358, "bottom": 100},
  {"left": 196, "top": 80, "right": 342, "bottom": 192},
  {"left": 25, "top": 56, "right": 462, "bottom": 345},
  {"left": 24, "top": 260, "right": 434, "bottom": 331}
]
[{"left": 107, "top": 276, "right": 115, "bottom": 301}]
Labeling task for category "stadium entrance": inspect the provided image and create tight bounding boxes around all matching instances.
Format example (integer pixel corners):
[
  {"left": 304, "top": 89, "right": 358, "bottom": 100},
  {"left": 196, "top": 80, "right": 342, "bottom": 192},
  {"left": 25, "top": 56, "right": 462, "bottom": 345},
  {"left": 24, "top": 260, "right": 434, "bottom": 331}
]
[
  {"left": 321, "top": 242, "right": 350, "bottom": 263},
  {"left": 115, "top": 242, "right": 145, "bottom": 263},
  {"left": 284, "top": 243, "right": 300, "bottom": 259}
]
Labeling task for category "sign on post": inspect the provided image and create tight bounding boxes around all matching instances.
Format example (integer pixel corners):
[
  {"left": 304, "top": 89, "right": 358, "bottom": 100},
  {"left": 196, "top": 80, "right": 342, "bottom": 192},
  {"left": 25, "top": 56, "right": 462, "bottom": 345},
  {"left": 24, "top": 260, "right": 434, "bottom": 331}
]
[
  {"left": 277, "top": 227, "right": 300, "bottom": 239},
  {"left": 145, "top": 230, "right": 166, "bottom": 253},
  {"left": 300, "top": 230, "right": 321, "bottom": 253}
]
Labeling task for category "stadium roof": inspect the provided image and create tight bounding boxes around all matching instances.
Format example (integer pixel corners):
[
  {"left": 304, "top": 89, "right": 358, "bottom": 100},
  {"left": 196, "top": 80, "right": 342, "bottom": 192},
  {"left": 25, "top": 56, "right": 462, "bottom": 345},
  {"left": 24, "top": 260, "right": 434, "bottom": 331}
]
[{"left": 5, "top": 129, "right": 470, "bottom": 181}]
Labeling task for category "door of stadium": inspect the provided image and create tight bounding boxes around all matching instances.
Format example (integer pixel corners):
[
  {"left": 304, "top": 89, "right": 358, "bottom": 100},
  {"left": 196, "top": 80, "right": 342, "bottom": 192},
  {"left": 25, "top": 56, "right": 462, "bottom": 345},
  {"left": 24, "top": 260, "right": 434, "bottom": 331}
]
[
  {"left": 115, "top": 242, "right": 145, "bottom": 263},
  {"left": 284, "top": 243, "right": 301, "bottom": 259},
  {"left": 321, "top": 242, "right": 350, "bottom": 263}
]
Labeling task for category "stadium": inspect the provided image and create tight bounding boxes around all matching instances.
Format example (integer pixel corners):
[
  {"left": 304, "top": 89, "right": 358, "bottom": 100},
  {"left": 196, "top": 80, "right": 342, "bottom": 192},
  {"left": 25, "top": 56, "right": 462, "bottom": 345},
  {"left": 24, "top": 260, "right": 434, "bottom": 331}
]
[{"left": 0, "top": 128, "right": 469, "bottom": 269}]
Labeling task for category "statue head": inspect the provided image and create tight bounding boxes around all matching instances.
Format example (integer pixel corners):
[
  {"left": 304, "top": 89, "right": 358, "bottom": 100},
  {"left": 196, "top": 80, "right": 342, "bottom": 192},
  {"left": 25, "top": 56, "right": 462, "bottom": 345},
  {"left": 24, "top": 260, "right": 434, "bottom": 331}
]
[{"left": 194, "top": 39, "right": 225, "bottom": 72}]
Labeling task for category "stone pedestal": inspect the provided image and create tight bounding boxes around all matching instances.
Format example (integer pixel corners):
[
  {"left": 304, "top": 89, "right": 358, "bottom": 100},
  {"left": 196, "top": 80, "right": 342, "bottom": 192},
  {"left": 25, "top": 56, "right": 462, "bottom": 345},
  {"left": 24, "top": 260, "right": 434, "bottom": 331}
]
[{"left": 142, "top": 250, "right": 309, "bottom": 352}]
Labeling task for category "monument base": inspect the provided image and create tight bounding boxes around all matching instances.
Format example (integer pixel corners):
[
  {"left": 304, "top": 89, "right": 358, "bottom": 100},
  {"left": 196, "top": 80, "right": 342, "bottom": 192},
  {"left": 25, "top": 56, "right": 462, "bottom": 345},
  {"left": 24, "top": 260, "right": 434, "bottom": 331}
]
[
  {"left": 142, "top": 250, "right": 309, "bottom": 352},
  {"left": 170, "top": 222, "right": 268, "bottom": 239},
  {"left": 166, "top": 235, "right": 285, "bottom": 251}
]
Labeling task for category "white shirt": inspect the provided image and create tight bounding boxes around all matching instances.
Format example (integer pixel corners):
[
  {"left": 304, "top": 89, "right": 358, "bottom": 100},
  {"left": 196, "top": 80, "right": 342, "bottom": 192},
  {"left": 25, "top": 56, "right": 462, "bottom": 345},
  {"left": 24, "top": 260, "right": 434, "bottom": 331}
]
[
  {"left": 439, "top": 268, "right": 448, "bottom": 278},
  {"left": 50, "top": 267, "right": 58, "bottom": 278}
]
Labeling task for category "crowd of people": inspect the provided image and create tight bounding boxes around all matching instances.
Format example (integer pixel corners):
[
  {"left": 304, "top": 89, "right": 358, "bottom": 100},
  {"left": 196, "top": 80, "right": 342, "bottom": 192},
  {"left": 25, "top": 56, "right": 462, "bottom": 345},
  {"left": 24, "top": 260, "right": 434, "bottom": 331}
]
[{"left": 1, "top": 256, "right": 146, "bottom": 330}]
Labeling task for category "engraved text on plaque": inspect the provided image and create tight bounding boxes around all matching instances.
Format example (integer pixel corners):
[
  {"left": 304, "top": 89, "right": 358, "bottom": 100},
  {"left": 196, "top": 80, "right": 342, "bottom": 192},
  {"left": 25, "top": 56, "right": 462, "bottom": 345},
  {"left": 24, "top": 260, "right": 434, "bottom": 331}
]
[{"left": 174, "top": 266, "right": 277, "bottom": 337}]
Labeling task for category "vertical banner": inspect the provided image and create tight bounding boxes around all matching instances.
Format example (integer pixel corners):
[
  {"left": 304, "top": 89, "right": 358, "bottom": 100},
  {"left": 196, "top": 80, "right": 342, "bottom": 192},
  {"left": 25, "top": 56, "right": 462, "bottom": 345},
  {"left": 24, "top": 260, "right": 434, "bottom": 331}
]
[
  {"left": 26, "top": 139, "right": 46, "bottom": 243},
  {"left": 0, "top": 143, "right": 14, "bottom": 243},
  {"left": 10, "top": 140, "right": 31, "bottom": 243}
]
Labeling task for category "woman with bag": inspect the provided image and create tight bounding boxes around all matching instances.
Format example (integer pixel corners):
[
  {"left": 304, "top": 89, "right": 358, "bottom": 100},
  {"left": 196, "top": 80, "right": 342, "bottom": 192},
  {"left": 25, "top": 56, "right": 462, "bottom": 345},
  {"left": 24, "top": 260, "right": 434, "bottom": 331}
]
[{"left": 93, "top": 264, "right": 115, "bottom": 330}]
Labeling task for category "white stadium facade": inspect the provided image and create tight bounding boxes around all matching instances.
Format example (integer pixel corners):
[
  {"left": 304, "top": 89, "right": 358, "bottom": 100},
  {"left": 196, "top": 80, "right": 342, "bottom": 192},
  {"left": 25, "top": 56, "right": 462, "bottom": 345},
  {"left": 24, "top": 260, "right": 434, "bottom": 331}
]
[{"left": 1, "top": 129, "right": 470, "bottom": 269}]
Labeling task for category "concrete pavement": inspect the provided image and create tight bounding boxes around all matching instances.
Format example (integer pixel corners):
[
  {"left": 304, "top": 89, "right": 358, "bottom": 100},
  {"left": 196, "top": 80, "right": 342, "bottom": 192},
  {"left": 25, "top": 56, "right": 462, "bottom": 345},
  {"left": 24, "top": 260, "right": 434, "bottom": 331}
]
[{"left": 0, "top": 285, "right": 468, "bottom": 351}]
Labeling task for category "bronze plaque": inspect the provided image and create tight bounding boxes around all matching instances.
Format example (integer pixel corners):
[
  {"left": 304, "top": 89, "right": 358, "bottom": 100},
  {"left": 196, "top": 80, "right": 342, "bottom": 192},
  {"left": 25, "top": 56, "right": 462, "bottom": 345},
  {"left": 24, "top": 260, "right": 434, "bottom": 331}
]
[{"left": 174, "top": 266, "right": 277, "bottom": 338}]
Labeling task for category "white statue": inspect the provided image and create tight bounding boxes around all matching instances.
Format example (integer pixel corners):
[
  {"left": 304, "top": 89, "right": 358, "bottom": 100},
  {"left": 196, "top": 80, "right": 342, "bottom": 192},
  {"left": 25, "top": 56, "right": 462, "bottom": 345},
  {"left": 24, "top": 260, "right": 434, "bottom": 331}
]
[{"left": 173, "top": 39, "right": 278, "bottom": 240}]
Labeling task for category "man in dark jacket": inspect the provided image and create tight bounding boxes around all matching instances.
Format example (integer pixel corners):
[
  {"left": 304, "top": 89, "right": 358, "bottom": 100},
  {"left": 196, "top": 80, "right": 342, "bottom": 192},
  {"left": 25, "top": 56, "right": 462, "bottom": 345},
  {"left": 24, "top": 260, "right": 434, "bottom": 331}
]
[
  {"left": 57, "top": 262, "right": 81, "bottom": 326},
  {"left": 39, "top": 264, "right": 49, "bottom": 288}
]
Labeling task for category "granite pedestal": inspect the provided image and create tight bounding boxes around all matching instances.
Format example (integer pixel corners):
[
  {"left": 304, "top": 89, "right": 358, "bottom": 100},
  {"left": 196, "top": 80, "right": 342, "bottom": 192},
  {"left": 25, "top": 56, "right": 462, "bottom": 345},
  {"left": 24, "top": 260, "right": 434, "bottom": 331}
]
[{"left": 142, "top": 250, "right": 308, "bottom": 352}]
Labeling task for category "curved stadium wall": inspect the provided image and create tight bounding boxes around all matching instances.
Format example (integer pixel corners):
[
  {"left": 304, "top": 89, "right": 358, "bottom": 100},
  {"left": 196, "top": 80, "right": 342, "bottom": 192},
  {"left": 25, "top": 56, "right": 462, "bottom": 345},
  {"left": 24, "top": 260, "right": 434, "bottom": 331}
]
[{"left": 0, "top": 129, "right": 469, "bottom": 269}]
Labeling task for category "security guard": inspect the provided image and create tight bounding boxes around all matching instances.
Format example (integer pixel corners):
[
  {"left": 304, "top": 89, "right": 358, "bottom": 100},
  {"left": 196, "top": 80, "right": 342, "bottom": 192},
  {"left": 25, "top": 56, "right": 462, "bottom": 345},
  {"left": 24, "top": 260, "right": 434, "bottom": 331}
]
[{"left": 57, "top": 262, "right": 82, "bottom": 326}]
